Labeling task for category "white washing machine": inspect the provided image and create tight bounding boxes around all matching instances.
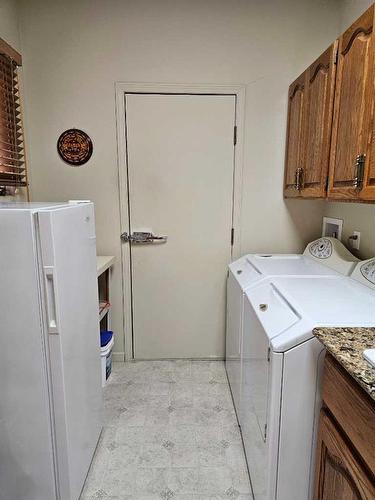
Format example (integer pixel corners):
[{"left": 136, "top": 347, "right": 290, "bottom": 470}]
[
  {"left": 225, "top": 237, "right": 358, "bottom": 415},
  {"left": 239, "top": 256, "right": 375, "bottom": 500}
]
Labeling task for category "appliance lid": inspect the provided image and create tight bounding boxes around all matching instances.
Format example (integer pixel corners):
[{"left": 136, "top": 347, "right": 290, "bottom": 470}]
[
  {"left": 0, "top": 202, "right": 69, "bottom": 211},
  {"left": 246, "top": 253, "right": 339, "bottom": 277},
  {"left": 272, "top": 276, "right": 375, "bottom": 326},
  {"left": 244, "top": 281, "right": 300, "bottom": 339},
  {"left": 228, "top": 255, "right": 263, "bottom": 288}
]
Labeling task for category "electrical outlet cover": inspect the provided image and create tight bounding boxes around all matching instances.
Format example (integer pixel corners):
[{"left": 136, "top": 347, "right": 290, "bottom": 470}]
[{"left": 352, "top": 231, "right": 361, "bottom": 250}]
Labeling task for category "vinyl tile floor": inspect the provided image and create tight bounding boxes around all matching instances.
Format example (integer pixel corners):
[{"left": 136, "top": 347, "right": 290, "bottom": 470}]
[{"left": 80, "top": 360, "right": 253, "bottom": 500}]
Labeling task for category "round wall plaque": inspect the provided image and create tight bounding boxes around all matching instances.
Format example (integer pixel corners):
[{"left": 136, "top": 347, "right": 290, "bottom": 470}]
[{"left": 57, "top": 128, "right": 93, "bottom": 166}]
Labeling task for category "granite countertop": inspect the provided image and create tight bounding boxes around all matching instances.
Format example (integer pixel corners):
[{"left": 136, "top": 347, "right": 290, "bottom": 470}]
[{"left": 313, "top": 327, "right": 375, "bottom": 401}]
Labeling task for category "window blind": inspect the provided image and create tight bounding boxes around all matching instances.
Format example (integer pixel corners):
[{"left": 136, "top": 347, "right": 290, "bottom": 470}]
[{"left": 0, "top": 38, "right": 26, "bottom": 190}]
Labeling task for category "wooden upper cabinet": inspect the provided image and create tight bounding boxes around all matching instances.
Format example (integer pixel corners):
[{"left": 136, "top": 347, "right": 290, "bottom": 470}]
[
  {"left": 284, "top": 72, "right": 306, "bottom": 197},
  {"left": 302, "top": 43, "right": 337, "bottom": 198},
  {"left": 284, "top": 4, "right": 375, "bottom": 202},
  {"left": 328, "top": 4, "right": 375, "bottom": 200},
  {"left": 284, "top": 44, "right": 337, "bottom": 198}
]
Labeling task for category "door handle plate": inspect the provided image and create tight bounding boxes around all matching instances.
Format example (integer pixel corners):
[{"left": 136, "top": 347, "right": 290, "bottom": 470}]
[{"left": 121, "top": 231, "right": 168, "bottom": 244}]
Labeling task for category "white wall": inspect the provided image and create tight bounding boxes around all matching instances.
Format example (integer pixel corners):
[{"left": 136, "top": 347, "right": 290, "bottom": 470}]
[
  {"left": 338, "top": 0, "right": 373, "bottom": 31},
  {"left": 17, "top": 0, "right": 341, "bottom": 358},
  {"left": 324, "top": 0, "right": 375, "bottom": 259},
  {"left": 0, "top": 0, "right": 19, "bottom": 50}
]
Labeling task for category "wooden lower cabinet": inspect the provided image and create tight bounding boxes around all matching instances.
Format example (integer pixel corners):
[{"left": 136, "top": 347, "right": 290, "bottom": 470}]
[
  {"left": 315, "top": 410, "right": 375, "bottom": 499},
  {"left": 314, "top": 354, "right": 375, "bottom": 499}
]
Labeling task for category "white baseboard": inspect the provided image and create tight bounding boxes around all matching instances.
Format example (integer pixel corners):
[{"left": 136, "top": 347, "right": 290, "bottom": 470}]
[
  {"left": 112, "top": 351, "right": 125, "bottom": 362},
  {"left": 112, "top": 353, "right": 224, "bottom": 363}
]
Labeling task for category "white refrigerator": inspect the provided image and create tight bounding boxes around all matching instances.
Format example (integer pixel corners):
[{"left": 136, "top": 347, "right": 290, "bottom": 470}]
[{"left": 0, "top": 202, "right": 103, "bottom": 500}]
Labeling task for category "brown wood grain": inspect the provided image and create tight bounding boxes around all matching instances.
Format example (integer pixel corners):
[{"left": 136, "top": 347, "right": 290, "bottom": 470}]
[
  {"left": 328, "top": 4, "right": 375, "bottom": 201},
  {"left": 302, "top": 42, "right": 338, "bottom": 198},
  {"left": 314, "top": 409, "right": 375, "bottom": 500},
  {"left": 322, "top": 354, "right": 375, "bottom": 476},
  {"left": 284, "top": 71, "right": 307, "bottom": 198}
]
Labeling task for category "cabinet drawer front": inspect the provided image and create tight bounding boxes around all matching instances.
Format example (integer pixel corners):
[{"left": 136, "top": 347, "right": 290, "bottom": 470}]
[{"left": 323, "top": 354, "right": 375, "bottom": 474}]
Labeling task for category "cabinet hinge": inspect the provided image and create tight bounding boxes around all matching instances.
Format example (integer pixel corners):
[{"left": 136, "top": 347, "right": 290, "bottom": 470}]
[
  {"left": 233, "top": 125, "right": 237, "bottom": 146},
  {"left": 267, "top": 347, "right": 271, "bottom": 362},
  {"left": 264, "top": 423, "right": 267, "bottom": 440},
  {"left": 231, "top": 227, "right": 235, "bottom": 246},
  {"left": 325, "top": 176, "right": 329, "bottom": 191}
]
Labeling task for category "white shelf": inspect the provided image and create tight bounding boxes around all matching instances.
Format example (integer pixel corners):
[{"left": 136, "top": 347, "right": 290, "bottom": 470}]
[{"left": 96, "top": 255, "right": 115, "bottom": 277}]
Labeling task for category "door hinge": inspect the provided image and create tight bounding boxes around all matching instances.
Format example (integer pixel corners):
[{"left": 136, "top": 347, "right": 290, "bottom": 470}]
[
  {"left": 267, "top": 347, "right": 271, "bottom": 362},
  {"left": 264, "top": 423, "right": 267, "bottom": 440},
  {"left": 233, "top": 125, "right": 237, "bottom": 146},
  {"left": 231, "top": 227, "right": 235, "bottom": 246}
]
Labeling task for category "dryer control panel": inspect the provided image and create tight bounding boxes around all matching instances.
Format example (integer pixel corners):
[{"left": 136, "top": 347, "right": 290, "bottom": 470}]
[
  {"left": 351, "top": 258, "right": 375, "bottom": 289},
  {"left": 303, "top": 237, "right": 359, "bottom": 275}
]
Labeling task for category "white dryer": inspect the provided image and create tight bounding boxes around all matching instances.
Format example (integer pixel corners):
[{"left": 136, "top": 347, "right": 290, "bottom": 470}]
[
  {"left": 239, "top": 258, "right": 375, "bottom": 500},
  {"left": 226, "top": 237, "right": 357, "bottom": 415}
]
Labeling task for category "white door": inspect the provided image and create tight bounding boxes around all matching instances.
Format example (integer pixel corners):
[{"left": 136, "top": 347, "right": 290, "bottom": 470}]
[{"left": 124, "top": 93, "right": 236, "bottom": 359}]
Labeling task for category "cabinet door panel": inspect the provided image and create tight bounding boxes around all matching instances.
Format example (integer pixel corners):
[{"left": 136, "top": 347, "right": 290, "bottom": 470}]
[
  {"left": 284, "top": 72, "right": 306, "bottom": 197},
  {"left": 328, "top": 5, "right": 375, "bottom": 200},
  {"left": 302, "top": 43, "right": 337, "bottom": 198},
  {"left": 315, "top": 410, "right": 375, "bottom": 500}
]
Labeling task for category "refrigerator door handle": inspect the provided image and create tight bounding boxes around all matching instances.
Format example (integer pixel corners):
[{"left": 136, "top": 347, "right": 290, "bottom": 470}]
[{"left": 44, "top": 266, "right": 59, "bottom": 334}]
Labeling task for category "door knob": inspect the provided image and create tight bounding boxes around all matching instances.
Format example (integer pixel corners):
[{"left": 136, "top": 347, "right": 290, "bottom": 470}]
[{"left": 121, "top": 231, "right": 168, "bottom": 244}]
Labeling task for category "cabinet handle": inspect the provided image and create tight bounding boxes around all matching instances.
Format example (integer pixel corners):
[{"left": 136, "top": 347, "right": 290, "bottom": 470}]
[
  {"left": 295, "top": 167, "right": 304, "bottom": 191},
  {"left": 299, "top": 167, "right": 304, "bottom": 190},
  {"left": 353, "top": 154, "right": 366, "bottom": 190}
]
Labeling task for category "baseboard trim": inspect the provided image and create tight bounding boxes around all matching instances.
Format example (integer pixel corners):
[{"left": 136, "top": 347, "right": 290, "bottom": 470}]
[
  {"left": 112, "top": 352, "right": 125, "bottom": 362},
  {"left": 112, "top": 353, "right": 225, "bottom": 362}
]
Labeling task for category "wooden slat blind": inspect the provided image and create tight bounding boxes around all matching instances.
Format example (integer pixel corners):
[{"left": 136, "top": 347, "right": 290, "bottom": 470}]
[{"left": 0, "top": 38, "right": 26, "bottom": 189}]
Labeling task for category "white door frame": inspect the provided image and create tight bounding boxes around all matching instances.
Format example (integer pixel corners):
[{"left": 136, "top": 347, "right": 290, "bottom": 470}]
[{"left": 115, "top": 82, "right": 246, "bottom": 360}]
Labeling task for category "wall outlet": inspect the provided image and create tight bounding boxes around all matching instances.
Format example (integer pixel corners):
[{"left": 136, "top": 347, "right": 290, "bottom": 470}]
[{"left": 350, "top": 230, "right": 361, "bottom": 250}]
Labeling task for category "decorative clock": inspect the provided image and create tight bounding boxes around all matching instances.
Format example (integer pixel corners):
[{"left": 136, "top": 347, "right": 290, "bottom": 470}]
[{"left": 57, "top": 128, "right": 93, "bottom": 166}]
